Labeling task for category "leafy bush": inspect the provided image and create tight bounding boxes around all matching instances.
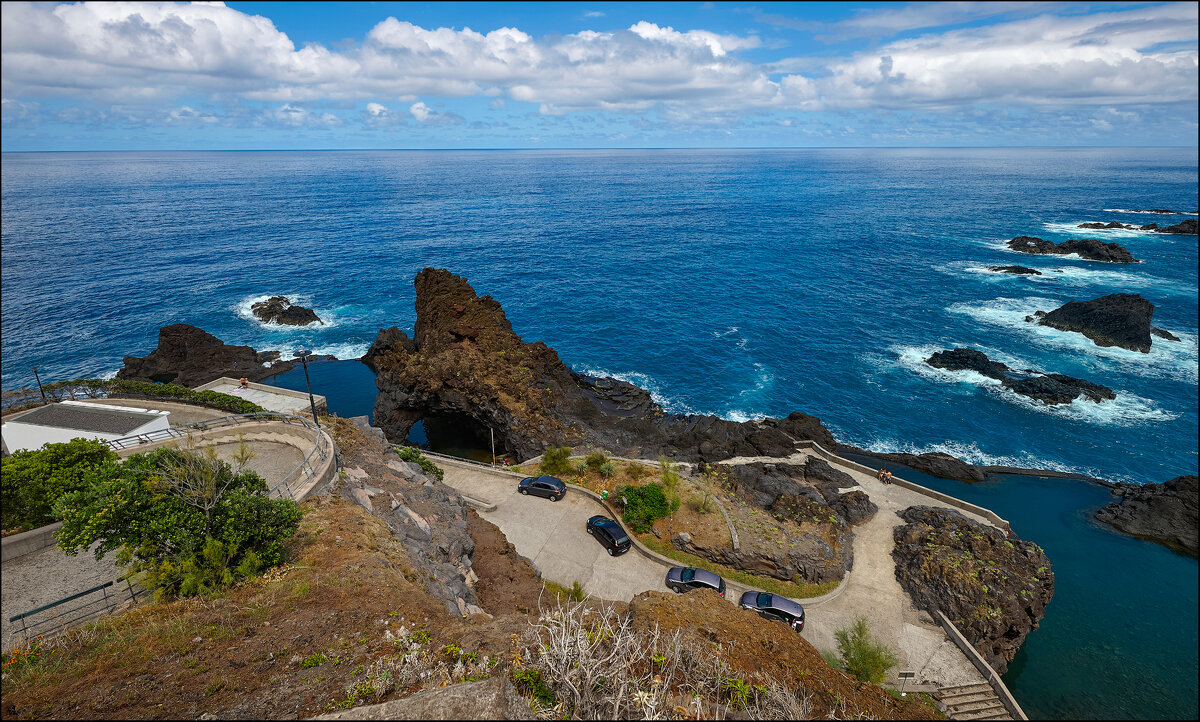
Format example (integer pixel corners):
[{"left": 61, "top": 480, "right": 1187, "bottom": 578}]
[
  {"left": 539, "top": 446, "right": 572, "bottom": 476},
  {"left": 394, "top": 446, "right": 445, "bottom": 481},
  {"left": 584, "top": 451, "right": 607, "bottom": 472},
  {"left": 1, "top": 439, "right": 119, "bottom": 531},
  {"left": 54, "top": 447, "right": 303, "bottom": 600},
  {"left": 107, "top": 379, "right": 266, "bottom": 415},
  {"left": 599, "top": 461, "right": 616, "bottom": 479},
  {"left": 626, "top": 462, "right": 647, "bottom": 481},
  {"left": 615, "top": 482, "right": 676, "bottom": 534},
  {"left": 658, "top": 454, "right": 680, "bottom": 489},
  {"left": 573, "top": 459, "right": 589, "bottom": 475},
  {"left": 834, "top": 616, "right": 898, "bottom": 684}
]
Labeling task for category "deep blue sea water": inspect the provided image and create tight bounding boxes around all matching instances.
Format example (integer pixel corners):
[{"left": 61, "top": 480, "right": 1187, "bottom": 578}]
[{"left": 2, "top": 149, "right": 1197, "bottom": 718}]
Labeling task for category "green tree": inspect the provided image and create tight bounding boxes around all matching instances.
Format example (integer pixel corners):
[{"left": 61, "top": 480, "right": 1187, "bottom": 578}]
[
  {"left": 834, "top": 616, "right": 898, "bottom": 684},
  {"left": 0, "top": 438, "right": 118, "bottom": 531},
  {"left": 539, "top": 446, "right": 572, "bottom": 476},
  {"left": 54, "top": 447, "right": 302, "bottom": 599},
  {"left": 615, "top": 482, "right": 678, "bottom": 533}
]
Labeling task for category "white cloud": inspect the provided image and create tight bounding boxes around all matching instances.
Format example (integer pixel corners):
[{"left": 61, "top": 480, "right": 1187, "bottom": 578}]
[
  {"left": 584, "top": 11, "right": 605, "bottom": 18},
  {"left": 409, "top": 101, "right": 463, "bottom": 125}
]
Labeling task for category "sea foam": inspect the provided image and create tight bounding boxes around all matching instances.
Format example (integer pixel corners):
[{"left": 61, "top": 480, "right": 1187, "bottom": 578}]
[{"left": 234, "top": 294, "right": 343, "bottom": 330}]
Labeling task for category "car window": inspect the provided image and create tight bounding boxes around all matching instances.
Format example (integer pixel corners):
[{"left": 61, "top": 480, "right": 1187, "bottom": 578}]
[
  {"left": 681, "top": 568, "right": 695, "bottom": 582},
  {"left": 757, "top": 592, "right": 772, "bottom": 608}
]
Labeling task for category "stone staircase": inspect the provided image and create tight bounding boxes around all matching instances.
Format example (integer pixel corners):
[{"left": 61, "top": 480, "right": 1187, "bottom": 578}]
[{"left": 936, "top": 683, "right": 1013, "bottom": 720}]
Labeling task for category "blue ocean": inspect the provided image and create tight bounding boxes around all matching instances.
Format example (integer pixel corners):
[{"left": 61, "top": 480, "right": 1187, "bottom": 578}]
[{"left": 2, "top": 149, "right": 1197, "bottom": 718}]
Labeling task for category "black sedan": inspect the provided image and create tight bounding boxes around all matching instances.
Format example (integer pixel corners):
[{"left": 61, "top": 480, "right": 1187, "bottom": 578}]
[
  {"left": 739, "top": 590, "right": 805, "bottom": 632},
  {"left": 665, "top": 566, "right": 725, "bottom": 597},
  {"left": 517, "top": 475, "right": 566, "bottom": 501},
  {"left": 586, "top": 515, "right": 632, "bottom": 556}
]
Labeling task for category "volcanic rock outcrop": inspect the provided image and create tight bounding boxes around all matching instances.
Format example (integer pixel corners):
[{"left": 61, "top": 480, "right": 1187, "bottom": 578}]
[
  {"left": 989, "top": 265, "right": 1041, "bottom": 275},
  {"left": 1007, "top": 236, "right": 1137, "bottom": 263},
  {"left": 1095, "top": 475, "right": 1198, "bottom": 556},
  {"left": 926, "top": 348, "right": 1115, "bottom": 405},
  {"left": 892, "top": 506, "right": 1054, "bottom": 674},
  {"left": 842, "top": 447, "right": 988, "bottom": 483},
  {"left": 1026, "top": 293, "right": 1177, "bottom": 353},
  {"left": 1076, "top": 219, "right": 1197, "bottom": 234},
  {"left": 370, "top": 269, "right": 837, "bottom": 463},
  {"left": 250, "top": 296, "right": 323, "bottom": 326},
  {"left": 117, "top": 324, "right": 292, "bottom": 387}
]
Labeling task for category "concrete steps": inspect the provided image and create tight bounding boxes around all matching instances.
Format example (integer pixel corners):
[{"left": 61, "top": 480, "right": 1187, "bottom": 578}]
[{"left": 937, "top": 683, "right": 1012, "bottom": 720}]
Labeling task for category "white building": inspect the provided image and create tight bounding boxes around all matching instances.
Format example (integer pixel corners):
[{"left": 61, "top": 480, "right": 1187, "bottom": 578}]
[{"left": 1, "top": 400, "right": 170, "bottom": 454}]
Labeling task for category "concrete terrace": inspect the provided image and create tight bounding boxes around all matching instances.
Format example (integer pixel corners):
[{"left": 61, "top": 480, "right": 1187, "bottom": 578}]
[{"left": 194, "top": 377, "right": 327, "bottom": 416}]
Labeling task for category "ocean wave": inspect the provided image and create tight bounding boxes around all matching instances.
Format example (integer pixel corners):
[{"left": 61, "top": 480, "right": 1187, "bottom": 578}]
[
  {"left": 307, "top": 342, "right": 370, "bottom": 360},
  {"left": 574, "top": 365, "right": 701, "bottom": 416},
  {"left": 946, "top": 297, "right": 1199, "bottom": 384},
  {"left": 840, "top": 436, "right": 1116, "bottom": 479},
  {"left": 1103, "top": 208, "right": 1197, "bottom": 216},
  {"left": 712, "top": 327, "right": 739, "bottom": 337},
  {"left": 234, "top": 294, "right": 344, "bottom": 330},
  {"left": 1041, "top": 221, "right": 1167, "bottom": 240},
  {"left": 943, "top": 261, "right": 1192, "bottom": 294}
]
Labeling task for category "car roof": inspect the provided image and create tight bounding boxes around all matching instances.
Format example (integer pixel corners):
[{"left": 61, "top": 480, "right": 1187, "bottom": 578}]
[
  {"left": 536, "top": 476, "right": 565, "bottom": 486},
  {"left": 765, "top": 594, "right": 804, "bottom": 615},
  {"left": 691, "top": 568, "right": 723, "bottom": 587}
]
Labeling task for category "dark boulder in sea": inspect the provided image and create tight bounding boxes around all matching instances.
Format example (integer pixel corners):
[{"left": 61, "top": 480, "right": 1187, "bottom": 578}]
[
  {"left": 117, "top": 324, "right": 294, "bottom": 387},
  {"left": 1007, "top": 236, "right": 1138, "bottom": 263},
  {"left": 1032, "top": 293, "right": 1159, "bottom": 353},
  {"left": 926, "top": 347, "right": 1116, "bottom": 404},
  {"left": 1151, "top": 326, "right": 1181, "bottom": 342},
  {"left": 1077, "top": 221, "right": 1133, "bottom": 230},
  {"left": 989, "top": 265, "right": 1042, "bottom": 275},
  {"left": 1095, "top": 475, "right": 1198, "bottom": 557},
  {"left": 370, "top": 268, "right": 838, "bottom": 464},
  {"left": 1153, "top": 218, "right": 1198, "bottom": 235},
  {"left": 842, "top": 447, "right": 988, "bottom": 483},
  {"left": 892, "top": 506, "right": 1054, "bottom": 674},
  {"left": 250, "top": 296, "right": 323, "bottom": 326}
]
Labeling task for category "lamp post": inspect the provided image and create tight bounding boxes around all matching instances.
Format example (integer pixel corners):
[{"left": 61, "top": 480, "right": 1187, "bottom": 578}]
[
  {"left": 295, "top": 348, "right": 320, "bottom": 428},
  {"left": 31, "top": 366, "right": 46, "bottom": 403}
]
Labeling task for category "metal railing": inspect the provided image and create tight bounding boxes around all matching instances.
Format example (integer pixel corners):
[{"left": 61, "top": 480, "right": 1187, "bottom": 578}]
[
  {"left": 105, "top": 412, "right": 332, "bottom": 501},
  {"left": 7, "top": 577, "right": 145, "bottom": 642}
]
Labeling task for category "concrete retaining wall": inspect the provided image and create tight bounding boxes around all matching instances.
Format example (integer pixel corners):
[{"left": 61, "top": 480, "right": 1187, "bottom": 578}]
[
  {"left": 937, "top": 611, "right": 1028, "bottom": 720},
  {"left": 1, "top": 522, "right": 63, "bottom": 564},
  {"left": 799, "top": 441, "right": 1013, "bottom": 533}
]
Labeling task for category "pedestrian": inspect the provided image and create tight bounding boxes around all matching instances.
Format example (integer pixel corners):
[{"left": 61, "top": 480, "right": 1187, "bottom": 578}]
[
  {"left": 884, "top": 470, "right": 893, "bottom": 485},
  {"left": 239, "top": 377, "right": 249, "bottom": 390},
  {"left": 877, "top": 468, "right": 885, "bottom": 482}
]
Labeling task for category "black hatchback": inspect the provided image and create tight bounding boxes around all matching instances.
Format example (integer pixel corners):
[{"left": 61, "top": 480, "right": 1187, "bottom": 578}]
[
  {"left": 586, "top": 515, "right": 632, "bottom": 556},
  {"left": 739, "top": 590, "right": 805, "bottom": 632},
  {"left": 517, "top": 475, "right": 566, "bottom": 501}
]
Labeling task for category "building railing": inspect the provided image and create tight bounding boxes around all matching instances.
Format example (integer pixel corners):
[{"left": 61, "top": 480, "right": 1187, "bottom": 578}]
[{"left": 105, "top": 412, "right": 330, "bottom": 501}]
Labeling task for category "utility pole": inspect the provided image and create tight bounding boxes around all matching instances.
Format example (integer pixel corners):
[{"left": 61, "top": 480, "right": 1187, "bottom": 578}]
[
  {"left": 295, "top": 349, "right": 320, "bottom": 428},
  {"left": 32, "top": 366, "right": 46, "bottom": 402},
  {"left": 490, "top": 426, "right": 495, "bottom": 466}
]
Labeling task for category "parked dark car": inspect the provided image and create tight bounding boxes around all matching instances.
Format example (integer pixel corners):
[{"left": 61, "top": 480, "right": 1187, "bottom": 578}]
[
  {"left": 665, "top": 566, "right": 725, "bottom": 597},
  {"left": 517, "top": 475, "right": 566, "bottom": 501},
  {"left": 585, "top": 515, "right": 632, "bottom": 556},
  {"left": 739, "top": 591, "right": 805, "bottom": 631}
]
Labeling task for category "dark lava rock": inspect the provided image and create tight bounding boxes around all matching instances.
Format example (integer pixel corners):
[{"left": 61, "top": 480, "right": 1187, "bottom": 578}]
[
  {"left": 723, "top": 458, "right": 876, "bottom": 529},
  {"left": 1151, "top": 326, "right": 1181, "bottom": 342},
  {"left": 117, "top": 324, "right": 292, "bottom": 387},
  {"left": 371, "top": 269, "right": 838, "bottom": 463},
  {"left": 250, "top": 296, "right": 323, "bottom": 326},
  {"left": 988, "top": 265, "right": 1042, "bottom": 275},
  {"left": 1007, "top": 236, "right": 1138, "bottom": 263},
  {"left": 926, "top": 348, "right": 1114, "bottom": 405},
  {"left": 1034, "top": 293, "right": 1157, "bottom": 353},
  {"left": 1154, "top": 218, "right": 1198, "bottom": 235},
  {"left": 867, "top": 451, "right": 986, "bottom": 483},
  {"left": 1095, "top": 476, "right": 1198, "bottom": 557},
  {"left": 892, "top": 506, "right": 1054, "bottom": 674},
  {"left": 1077, "top": 221, "right": 1132, "bottom": 230}
]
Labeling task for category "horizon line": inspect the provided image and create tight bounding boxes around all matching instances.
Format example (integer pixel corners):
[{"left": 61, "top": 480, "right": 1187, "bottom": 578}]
[{"left": 4, "top": 145, "right": 1199, "bottom": 154}]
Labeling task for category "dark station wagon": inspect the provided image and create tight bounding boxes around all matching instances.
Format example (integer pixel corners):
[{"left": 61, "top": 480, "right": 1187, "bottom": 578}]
[
  {"left": 517, "top": 475, "right": 567, "bottom": 501},
  {"left": 739, "top": 591, "right": 805, "bottom": 632},
  {"left": 585, "top": 515, "right": 632, "bottom": 556},
  {"left": 665, "top": 566, "right": 726, "bottom": 597}
]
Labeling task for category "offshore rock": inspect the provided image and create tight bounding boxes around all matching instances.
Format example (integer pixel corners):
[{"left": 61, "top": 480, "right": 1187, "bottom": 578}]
[
  {"left": 926, "top": 347, "right": 1115, "bottom": 405},
  {"left": 117, "top": 324, "right": 293, "bottom": 387},
  {"left": 988, "top": 265, "right": 1042, "bottom": 275},
  {"left": 371, "top": 269, "right": 838, "bottom": 463},
  {"left": 250, "top": 296, "right": 323, "bottom": 326},
  {"left": 1006, "top": 236, "right": 1138, "bottom": 263},
  {"left": 844, "top": 446, "right": 988, "bottom": 483},
  {"left": 1095, "top": 475, "right": 1198, "bottom": 556},
  {"left": 1144, "top": 218, "right": 1198, "bottom": 235},
  {"left": 1032, "top": 293, "right": 1159, "bottom": 353},
  {"left": 892, "top": 506, "right": 1054, "bottom": 674}
]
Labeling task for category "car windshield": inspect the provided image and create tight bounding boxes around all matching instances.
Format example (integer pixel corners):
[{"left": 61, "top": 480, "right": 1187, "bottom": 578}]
[
  {"left": 681, "top": 568, "right": 695, "bottom": 582},
  {"left": 757, "top": 592, "right": 772, "bottom": 607},
  {"left": 614, "top": 533, "right": 629, "bottom": 545}
]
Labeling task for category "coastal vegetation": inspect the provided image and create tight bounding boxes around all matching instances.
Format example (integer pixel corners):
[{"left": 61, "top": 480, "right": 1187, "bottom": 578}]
[
  {"left": 833, "top": 616, "right": 898, "bottom": 684},
  {"left": 393, "top": 445, "right": 445, "bottom": 482},
  {"left": 54, "top": 446, "right": 303, "bottom": 600},
  {"left": 1, "top": 377, "right": 265, "bottom": 417},
  {"left": 1, "top": 438, "right": 118, "bottom": 532}
]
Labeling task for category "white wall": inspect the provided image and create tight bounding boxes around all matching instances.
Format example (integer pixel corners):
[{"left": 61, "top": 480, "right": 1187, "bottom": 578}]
[{"left": 1, "top": 402, "right": 169, "bottom": 453}]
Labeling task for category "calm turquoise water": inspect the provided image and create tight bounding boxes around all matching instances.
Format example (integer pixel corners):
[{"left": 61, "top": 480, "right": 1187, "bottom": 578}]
[{"left": 2, "top": 149, "right": 1197, "bottom": 718}]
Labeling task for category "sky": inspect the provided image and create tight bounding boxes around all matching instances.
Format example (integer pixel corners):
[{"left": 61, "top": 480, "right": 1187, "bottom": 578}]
[{"left": 1, "top": 1, "right": 1197, "bottom": 150}]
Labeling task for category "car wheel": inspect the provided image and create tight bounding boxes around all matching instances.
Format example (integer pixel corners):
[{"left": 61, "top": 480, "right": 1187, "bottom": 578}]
[
  {"left": 519, "top": 488, "right": 528, "bottom": 495},
  {"left": 587, "top": 527, "right": 594, "bottom": 534},
  {"left": 608, "top": 548, "right": 616, "bottom": 556},
  {"left": 671, "top": 584, "right": 684, "bottom": 593},
  {"left": 551, "top": 494, "right": 560, "bottom": 501}
]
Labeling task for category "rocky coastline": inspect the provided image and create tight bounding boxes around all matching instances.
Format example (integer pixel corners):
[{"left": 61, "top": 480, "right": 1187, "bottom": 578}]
[
  {"left": 1095, "top": 475, "right": 1198, "bottom": 557},
  {"left": 1078, "top": 218, "right": 1197, "bottom": 235},
  {"left": 117, "top": 324, "right": 295, "bottom": 387},
  {"left": 1006, "top": 236, "right": 1138, "bottom": 263},
  {"left": 989, "top": 265, "right": 1042, "bottom": 275},
  {"left": 1025, "top": 292, "right": 1179, "bottom": 353},
  {"left": 926, "top": 347, "right": 1115, "bottom": 405},
  {"left": 250, "top": 296, "right": 323, "bottom": 326}
]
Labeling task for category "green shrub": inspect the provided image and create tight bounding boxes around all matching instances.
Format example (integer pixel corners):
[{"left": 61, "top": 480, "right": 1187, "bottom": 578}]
[
  {"left": 539, "top": 446, "right": 572, "bottom": 476},
  {"left": 394, "top": 446, "right": 445, "bottom": 481},
  {"left": 598, "top": 461, "right": 616, "bottom": 479},
  {"left": 820, "top": 649, "right": 844, "bottom": 669},
  {"left": 615, "top": 482, "right": 674, "bottom": 533},
  {"left": 658, "top": 454, "right": 680, "bottom": 489},
  {"left": 584, "top": 451, "right": 607, "bottom": 472},
  {"left": 54, "top": 447, "right": 303, "bottom": 600},
  {"left": 513, "top": 669, "right": 555, "bottom": 707},
  {"left": 834, "top": 616, "right": 898, "bottom": 684},
  {"left": 1, "top": 438, "right": 119, "bottom": 531},
  {"left": 573, "top": 459, "right": 589, "bottom": 475},
  {"left": 626, "top": 462, "right": 647, "bottom": 481}
]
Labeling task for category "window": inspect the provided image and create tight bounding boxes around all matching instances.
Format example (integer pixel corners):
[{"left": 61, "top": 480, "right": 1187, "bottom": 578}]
[{"left": 681, "top": 568, "right": 696, "bottom": 583}]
